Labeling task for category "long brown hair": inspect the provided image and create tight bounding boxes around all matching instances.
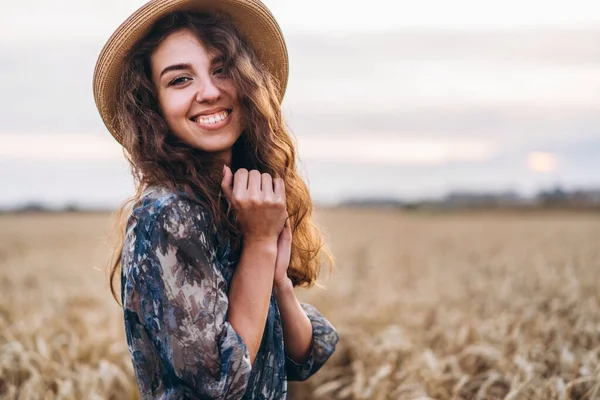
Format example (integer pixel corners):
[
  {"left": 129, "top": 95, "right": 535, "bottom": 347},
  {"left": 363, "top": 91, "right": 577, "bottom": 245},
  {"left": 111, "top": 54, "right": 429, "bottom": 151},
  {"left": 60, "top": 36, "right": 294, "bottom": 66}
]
[{"left": 107, "top": 11, "right": 334, "bottom": 304}]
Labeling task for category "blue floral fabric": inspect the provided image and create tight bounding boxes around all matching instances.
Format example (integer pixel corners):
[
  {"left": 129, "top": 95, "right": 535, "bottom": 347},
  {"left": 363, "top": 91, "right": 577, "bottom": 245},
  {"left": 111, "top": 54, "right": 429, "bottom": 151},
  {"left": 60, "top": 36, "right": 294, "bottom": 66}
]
[{"left": 121, "top": 186, "right": 339, "bottom": 399}]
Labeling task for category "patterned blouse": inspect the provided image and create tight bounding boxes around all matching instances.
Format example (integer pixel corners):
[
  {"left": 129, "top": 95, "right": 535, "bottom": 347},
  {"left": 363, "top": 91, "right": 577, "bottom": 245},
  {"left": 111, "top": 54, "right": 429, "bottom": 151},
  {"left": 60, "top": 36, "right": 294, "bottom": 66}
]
[{"left": 121, "top": 186, "right": 339, "bottom": 399}]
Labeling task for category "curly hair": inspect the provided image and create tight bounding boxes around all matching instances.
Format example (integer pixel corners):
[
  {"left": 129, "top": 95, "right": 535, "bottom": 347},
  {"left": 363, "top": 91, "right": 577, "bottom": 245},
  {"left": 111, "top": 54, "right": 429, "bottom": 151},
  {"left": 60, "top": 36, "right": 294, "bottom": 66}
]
[{"left": 107, "top": 11, "right": 334, "bottom": 304}]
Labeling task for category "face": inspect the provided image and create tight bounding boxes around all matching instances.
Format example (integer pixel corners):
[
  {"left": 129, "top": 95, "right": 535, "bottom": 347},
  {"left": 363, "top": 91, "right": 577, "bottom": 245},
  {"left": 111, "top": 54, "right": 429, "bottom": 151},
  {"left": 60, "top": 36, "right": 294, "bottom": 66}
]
[{"left": 151, "top": 29, "right": 243, "bottom": 164}]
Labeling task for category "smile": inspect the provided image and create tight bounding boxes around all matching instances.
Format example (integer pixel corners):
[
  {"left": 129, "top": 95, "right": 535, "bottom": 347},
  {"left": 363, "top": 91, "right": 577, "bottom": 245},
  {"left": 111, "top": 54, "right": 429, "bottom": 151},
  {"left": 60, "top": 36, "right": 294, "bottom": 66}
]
[{"left": 190, "top": 109, "right": 232, "bottom": 130}]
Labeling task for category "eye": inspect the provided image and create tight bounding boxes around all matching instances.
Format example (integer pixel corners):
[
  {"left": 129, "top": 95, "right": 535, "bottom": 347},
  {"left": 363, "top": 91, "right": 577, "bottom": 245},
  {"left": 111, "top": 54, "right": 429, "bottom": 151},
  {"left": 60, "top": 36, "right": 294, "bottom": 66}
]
[
  {"left": 213, "top": 66, "right": 226, "bottom": 76},
  {"left": 168, "top": 76, "right": 192, "bottom": 86}
]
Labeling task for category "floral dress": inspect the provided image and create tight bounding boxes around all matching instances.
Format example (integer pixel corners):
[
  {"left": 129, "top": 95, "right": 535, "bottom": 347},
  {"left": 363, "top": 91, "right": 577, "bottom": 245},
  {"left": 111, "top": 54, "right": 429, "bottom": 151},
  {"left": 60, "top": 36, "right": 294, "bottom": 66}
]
[{"left": 121, "top": 186, "right": 339, "bottom": 399}]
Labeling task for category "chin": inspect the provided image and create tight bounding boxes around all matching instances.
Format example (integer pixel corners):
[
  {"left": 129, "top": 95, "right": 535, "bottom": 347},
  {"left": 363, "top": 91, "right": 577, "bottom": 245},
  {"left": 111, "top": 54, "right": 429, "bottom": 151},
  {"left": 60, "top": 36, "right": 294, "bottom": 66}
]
[
  {"left": 173, "top": 124, "right": 242, "bottom": 154},
  {"left": 192, "top": 137, "right": 237, "bottom": 154}
]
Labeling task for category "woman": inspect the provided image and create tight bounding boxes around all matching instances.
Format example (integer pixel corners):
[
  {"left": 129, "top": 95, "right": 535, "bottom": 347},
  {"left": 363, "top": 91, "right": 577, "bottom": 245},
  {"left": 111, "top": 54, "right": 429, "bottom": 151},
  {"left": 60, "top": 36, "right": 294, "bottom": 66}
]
[{"left": 92, "top": 0, "right": 339, "bottom": 399}]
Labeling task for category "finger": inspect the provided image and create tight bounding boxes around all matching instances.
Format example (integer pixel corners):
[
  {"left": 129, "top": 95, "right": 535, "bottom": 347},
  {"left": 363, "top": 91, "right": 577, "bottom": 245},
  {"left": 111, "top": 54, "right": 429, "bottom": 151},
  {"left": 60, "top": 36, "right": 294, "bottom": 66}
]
[
  {"left": 233, "top": 168, "right": 249, "bottom": 200},
  {"left": 248, "top": 170, "right": 261, "bottom": 196},
  {"left": 221, "top": 165, "right": 233, "bottom": 201},
  {"left": 285, "top": 216, "right": 292, "bottom": 232},
  {"left": 280, "top": 217, "right": 292, "bottom": 242},
  {"left": 273, "top": 177, "right": 285, "bottom": 201},
  {"left": 261, "top": 173, "right": 273, "bottom": 196}
]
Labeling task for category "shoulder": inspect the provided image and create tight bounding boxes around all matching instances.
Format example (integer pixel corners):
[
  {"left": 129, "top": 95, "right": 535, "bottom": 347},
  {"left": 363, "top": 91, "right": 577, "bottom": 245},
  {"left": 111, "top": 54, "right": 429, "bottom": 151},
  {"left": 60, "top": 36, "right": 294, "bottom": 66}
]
[
  {"left": 134, "top": 186, "right": 206, "bottom": 216},
  {"left": 121, "top": 187, "right": 223, "bottom": 280},
  {"left": 126, "top": 186, "right": 216, "bottom": 240}
]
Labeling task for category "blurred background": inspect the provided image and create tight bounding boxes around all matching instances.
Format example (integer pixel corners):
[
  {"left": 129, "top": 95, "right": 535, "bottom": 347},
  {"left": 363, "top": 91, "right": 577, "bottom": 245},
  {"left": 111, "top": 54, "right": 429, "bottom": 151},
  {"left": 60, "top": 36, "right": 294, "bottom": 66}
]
[{"left": 1, "top": 0, "right": 599, "bottom": 210}]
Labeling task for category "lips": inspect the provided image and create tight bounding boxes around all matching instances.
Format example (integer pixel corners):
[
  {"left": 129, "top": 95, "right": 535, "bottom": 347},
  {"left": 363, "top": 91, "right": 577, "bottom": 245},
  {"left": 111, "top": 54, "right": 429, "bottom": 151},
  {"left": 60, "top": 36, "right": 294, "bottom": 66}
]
[
  {"left": 189, "top": 108, "right": 233, "bottom": 130},
  {"left": 190, "top": 108, "right": 232, "bottom": 124},
  {"left": 193, "top": 109, "right": 230, "bottom": 124}
]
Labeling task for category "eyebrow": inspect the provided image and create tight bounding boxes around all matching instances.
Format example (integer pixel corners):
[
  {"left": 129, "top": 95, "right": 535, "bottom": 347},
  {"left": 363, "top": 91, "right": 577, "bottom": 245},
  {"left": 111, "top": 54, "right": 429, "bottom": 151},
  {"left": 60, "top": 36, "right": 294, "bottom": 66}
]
[
  {"left": 159, "top": 63, "right": 192, "bottom": 79},
  {"left": 159, "top": 55, "right": 225, "bottom": 79}
]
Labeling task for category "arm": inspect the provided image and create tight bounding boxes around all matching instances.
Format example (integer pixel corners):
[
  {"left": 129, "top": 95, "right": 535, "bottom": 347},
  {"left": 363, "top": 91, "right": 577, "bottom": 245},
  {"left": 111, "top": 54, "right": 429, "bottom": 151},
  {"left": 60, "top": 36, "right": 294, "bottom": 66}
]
[
  {"left": 273, "top": 279, "right": 313, "bottom": 363},
  {"left": 274, "top": 280, "right": 339, "bottom": 382},
  {"left": 220, "top": 166, "right": 287, "bottom": 363},
  {"left": 130, "top": 197, "right": 273, "bottom": 399},
  {"left": 228, "top": 237, "right": 278, "bottom": 364}
]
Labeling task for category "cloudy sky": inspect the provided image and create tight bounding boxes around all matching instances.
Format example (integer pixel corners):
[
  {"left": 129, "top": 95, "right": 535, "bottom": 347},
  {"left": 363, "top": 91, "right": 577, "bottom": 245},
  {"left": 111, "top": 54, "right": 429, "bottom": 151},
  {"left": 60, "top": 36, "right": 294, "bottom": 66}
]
[{"left": 1, "top": 0, "right": 599, "bottom": 207}]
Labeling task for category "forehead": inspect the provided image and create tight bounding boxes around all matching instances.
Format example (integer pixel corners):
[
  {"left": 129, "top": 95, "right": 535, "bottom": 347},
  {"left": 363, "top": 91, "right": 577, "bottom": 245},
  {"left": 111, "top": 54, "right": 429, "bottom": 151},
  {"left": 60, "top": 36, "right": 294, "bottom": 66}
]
[{"left": 151, "top": 29, "right": 217, "bottom": 69}]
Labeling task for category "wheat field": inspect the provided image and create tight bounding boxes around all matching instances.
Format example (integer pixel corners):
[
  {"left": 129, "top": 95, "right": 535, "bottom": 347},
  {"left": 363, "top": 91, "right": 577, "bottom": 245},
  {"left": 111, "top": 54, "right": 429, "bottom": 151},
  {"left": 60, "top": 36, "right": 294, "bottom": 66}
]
[{"left": 1, "top": 209, "right": 599, "bottom": 399}]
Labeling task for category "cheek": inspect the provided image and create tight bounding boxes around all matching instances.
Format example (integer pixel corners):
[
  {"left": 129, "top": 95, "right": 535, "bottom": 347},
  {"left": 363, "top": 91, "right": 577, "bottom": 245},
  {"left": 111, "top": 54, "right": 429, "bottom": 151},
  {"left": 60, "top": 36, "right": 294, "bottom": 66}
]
[
  {"left": 220, "top": 80, "right": 239, "bottom": 102},
  {"left": 159, "top": 92, "right": 190, "bottom": 122}
]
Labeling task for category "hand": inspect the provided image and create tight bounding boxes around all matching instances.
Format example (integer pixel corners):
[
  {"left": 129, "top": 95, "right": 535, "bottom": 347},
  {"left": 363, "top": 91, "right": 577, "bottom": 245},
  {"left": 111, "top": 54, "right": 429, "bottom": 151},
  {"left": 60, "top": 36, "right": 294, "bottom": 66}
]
[
  {"left": 274, "top": 216, "right": 292, "bottom": 288},
  {"left": 221, "top": 165, "right": 287, "bottom": 244}
]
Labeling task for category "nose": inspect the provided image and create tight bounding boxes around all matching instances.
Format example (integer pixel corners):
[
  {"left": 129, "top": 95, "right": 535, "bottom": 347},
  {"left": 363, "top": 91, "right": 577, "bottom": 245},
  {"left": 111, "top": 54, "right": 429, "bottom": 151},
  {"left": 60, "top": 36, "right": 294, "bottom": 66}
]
[{"left": 195, "top": 77, "right": 221, "bottom": 103}]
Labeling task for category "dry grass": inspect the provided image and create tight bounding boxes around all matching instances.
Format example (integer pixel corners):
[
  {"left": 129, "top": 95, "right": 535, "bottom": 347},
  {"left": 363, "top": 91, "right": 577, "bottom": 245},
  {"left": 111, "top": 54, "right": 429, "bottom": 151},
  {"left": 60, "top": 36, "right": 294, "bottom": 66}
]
[{"left": 1, "top": 209, "right": 599, "bottom": 399}]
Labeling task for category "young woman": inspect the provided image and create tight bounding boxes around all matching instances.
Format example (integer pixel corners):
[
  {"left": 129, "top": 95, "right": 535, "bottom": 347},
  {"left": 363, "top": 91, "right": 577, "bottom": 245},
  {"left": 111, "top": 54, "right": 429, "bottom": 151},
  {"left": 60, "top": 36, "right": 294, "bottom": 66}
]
[{"left": 92, "top": 0, "right": 338, "bottom": 399}]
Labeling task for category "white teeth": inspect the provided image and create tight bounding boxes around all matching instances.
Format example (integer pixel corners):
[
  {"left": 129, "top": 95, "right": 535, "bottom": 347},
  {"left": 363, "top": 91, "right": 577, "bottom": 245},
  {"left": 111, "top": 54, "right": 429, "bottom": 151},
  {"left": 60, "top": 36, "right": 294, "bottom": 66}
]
[{"left": 194, "top": 110, "right": 230, "bottom": 125}]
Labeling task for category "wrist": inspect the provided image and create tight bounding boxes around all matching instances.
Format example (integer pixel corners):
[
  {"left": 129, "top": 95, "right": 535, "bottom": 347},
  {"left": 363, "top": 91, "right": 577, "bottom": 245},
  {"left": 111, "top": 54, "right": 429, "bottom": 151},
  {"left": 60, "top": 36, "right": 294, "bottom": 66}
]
[
  {"left": 243, "top": 236, "right": 278, "bottom": 252},
  {"left": 273, "top": 277, "right": 294, "bottom": 297}
]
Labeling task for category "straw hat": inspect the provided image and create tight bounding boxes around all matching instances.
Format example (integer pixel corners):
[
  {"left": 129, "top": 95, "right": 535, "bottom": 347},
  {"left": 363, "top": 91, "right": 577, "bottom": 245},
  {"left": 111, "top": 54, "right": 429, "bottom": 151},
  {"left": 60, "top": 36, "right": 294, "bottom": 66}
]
[{"left": 93, "top": 0, "right": 288, "bottom": 145}]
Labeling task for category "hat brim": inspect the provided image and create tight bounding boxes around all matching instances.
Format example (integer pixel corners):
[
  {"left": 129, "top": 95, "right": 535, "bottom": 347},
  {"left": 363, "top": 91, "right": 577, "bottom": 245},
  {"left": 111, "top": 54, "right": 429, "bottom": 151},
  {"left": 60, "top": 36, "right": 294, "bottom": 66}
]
[{"left": 93, "top": 0, "right": 288, "bottom": 145}]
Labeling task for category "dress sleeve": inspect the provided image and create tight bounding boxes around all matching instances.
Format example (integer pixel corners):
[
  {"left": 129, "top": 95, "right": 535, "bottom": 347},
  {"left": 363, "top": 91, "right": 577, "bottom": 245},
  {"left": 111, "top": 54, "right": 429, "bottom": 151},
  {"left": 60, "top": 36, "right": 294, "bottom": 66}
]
[
  {"left": 129, "top": 196, "right": 252, "bottom": 399},
  {"left": 285, "top": 303, "right": 339, "bottom": 381}
]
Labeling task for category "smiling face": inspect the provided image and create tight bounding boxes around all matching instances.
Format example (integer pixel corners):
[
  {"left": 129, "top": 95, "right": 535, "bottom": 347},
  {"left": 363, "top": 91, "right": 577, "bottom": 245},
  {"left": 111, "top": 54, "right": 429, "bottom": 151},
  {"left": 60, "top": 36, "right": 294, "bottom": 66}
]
[{"left": 150, "top": 29, "right": 244, "bottom": 164}]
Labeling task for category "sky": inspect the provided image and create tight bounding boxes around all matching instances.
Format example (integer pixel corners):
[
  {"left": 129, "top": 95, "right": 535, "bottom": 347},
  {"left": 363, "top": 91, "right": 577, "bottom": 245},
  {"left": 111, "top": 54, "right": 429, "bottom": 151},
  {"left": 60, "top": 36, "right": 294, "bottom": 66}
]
[
  {"left": 0, "top": 0, "right": 599, "bottom": 207},
  {"left": 2, "top": 0, "right": 600, "bottom": 39}
]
